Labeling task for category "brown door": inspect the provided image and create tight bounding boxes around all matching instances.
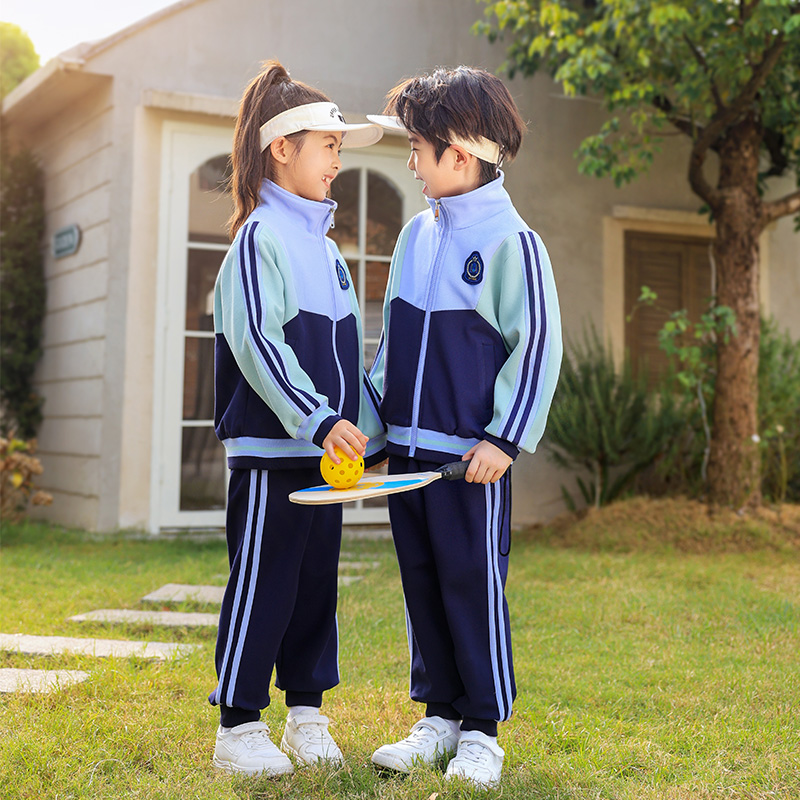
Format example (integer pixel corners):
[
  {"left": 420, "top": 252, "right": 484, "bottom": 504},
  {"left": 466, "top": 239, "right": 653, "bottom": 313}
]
[{"left": 625, "top": 232, "right": 713, "bottom": 384}]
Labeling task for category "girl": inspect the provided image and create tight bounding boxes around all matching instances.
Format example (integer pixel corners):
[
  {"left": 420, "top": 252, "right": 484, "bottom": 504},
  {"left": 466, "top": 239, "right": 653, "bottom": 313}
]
[{"left": 209, "top": 60, "right": 385, "bottom": 777}]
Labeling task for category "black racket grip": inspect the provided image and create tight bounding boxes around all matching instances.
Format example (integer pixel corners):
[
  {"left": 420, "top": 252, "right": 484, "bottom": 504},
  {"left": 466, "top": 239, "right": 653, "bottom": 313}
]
[{"left": 437, "top": 460, "right": 470, "bottom": 481}]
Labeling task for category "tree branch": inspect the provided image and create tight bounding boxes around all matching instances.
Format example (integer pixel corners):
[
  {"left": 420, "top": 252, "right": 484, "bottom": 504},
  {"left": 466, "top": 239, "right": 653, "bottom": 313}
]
[
  {"left": 684, "top": 34, "right": 724, "bottom": 110},
  {"left": 688, "top": 34, "right": 786, "bottom": 209},
  {"left": 762, "top": 189, "right": 800, "bottom": 226},
  {"left": 653, "top": 95, "right": 712, "bottom": 142}
]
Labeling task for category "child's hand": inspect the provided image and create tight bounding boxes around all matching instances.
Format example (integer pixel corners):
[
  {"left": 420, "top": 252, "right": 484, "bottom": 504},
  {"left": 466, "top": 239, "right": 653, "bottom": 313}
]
[
  {"left": 462, "top": 440, "right": 513, "bottom": 484},
  {"left": 323, "top": 420, "right": 368, "bottom": 463}
]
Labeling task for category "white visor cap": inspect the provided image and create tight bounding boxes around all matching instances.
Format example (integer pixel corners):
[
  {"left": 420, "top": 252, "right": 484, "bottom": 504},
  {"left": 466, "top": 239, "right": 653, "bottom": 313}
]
[
  {"left": 367, "top": 114, "right": 501, "bottom": 165},
  {"left": 260, "top": 102, "right": 384, "bottom": 152}
]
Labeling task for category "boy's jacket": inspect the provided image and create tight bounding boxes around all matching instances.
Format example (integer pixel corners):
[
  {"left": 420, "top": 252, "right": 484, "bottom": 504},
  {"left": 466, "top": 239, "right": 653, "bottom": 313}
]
[
  {"left": 370, "top": 173, "right": 562, "bottom": 463},
  {"left": 214, "top": 179, "right": 386, "bottom": 469}
]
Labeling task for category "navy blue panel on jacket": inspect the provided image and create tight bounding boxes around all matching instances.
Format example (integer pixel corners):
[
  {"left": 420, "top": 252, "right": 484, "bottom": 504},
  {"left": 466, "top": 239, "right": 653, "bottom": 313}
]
[{"left": 213, "top": 179, "right": 386, "bottom": 469}]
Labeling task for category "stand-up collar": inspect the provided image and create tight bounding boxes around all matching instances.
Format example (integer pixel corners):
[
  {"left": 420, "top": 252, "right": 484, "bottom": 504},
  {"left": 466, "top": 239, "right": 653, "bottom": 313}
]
[
  {"left": 258, "top": 179, "right": 337, "bottom": 236},
  {"left": 425, "top": 171, "right": 513, "bottom": 230}
]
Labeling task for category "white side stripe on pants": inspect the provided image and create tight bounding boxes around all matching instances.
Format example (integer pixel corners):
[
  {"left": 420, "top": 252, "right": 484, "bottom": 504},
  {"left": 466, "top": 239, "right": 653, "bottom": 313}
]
[
  {"left": 485, "top": 480, "right": 513, "bottom": 721},
  {"left": 218, "top": 469, "right": 268, "bottom": 706}
]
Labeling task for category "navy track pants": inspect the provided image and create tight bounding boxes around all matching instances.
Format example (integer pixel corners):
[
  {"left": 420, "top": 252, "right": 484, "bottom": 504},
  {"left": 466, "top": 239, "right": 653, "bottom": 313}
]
[
  {"left": 387, "top": 455, "right": 516, "bottom": 725},
  {"left": 210, "top": 467, "right": 342, "bottom": 715}
]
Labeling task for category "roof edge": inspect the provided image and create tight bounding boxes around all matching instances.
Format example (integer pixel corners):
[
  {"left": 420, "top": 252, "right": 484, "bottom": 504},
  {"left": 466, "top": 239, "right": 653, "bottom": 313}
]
[
  {"left": 77, "top": 0, "right": 211, "bottom": 61},
  {"left": 2, "top": 55, "right": 87, "bottom": 115}
]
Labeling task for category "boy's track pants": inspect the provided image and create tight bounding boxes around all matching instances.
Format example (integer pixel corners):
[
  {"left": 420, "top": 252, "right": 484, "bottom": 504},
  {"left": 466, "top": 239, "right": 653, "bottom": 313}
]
[
  {"left": 387, "top": 455, "right": 516, "bottom": 730},
  {"left": 210, "top": 467, "right": 342, "bottom": 718}
]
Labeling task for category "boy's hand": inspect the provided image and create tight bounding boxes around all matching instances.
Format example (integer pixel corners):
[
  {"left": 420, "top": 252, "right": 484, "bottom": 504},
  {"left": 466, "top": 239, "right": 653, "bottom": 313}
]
[
  {"left": 323, "top": 419, "right": 368, "bottom": 463},
  {"left": 462, "top": 440, "right": 513, "bottom": 484}
]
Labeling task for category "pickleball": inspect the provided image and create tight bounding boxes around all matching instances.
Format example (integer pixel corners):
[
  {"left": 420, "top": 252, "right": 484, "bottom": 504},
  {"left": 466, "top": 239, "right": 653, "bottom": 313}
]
[{"left": 320, "top": 446, "right": 365, "bottom": 489}]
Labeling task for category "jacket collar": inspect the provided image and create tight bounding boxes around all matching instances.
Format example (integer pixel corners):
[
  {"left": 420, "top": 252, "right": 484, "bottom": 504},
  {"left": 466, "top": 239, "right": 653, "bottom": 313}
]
[
  {"left": 425, "top": 171, "right": 512, "bottom": 230},
  {"left": 258, "top": 179, "right": 337, "bottom": 236}
]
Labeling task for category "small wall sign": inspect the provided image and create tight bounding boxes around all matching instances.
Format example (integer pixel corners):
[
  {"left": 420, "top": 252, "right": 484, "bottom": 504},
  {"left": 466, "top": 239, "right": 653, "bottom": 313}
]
[{"left": 52, "top": 224, "right": 81, "bottom": 259}]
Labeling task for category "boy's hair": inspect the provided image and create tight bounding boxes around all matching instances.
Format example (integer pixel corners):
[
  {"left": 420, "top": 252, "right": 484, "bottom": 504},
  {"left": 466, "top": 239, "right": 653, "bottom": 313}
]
[
  {"left": 228, "top": 60, "right": 328, "bottom": 237},
  {"left": 383, "top": 66, "right": 526, "bottom": 186}
]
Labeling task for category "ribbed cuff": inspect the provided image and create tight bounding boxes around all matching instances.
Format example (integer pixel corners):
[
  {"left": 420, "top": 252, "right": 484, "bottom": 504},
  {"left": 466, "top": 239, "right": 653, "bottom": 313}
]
[
  {"left": 220, "top": 705, "right": 260, "bottom": 728},
  {"left": 484, "top": 434, "right": 519, "bottom": 460},
  {"left": 285, "top": 691, "right": 323, "bottom": 708},
  {"left": 311, "top": 414, "right": 341, "bottom": 448},
  {"left": 461, "top": 717, "right": 498, "bottom": 737}
]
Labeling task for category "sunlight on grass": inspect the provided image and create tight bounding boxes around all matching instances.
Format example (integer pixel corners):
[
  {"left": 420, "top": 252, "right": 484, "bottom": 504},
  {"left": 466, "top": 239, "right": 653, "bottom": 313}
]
[{"left": 0, "top": 516, "right": 798, "bottom": 799}]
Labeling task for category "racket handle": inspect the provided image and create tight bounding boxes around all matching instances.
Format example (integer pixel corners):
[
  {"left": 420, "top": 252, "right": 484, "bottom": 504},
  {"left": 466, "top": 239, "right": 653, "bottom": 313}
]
[{"left": 437, "top": 460, "right": 470, "bottom": 481}]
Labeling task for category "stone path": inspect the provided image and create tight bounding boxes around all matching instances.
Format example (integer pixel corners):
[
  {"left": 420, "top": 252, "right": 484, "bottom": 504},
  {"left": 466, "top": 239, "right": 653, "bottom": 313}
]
[
  {"left": 69, "top": 609, "right": 219, "bottom": 628},
  {"left": 0, "top": 668, "right": 89, "bottom": 694},
  {"left": 0, "top": 633, "right": 197, "bottom": 660},
  {"left": 142, "top": 583, "right": 225, "bottom": 605},
  {"left": 2, "top": 550, "right": 383, "bottom": 693}
]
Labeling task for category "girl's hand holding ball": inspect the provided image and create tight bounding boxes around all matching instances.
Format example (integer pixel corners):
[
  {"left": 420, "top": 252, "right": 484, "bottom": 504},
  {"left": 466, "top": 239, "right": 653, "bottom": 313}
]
[{"left": 321, "top": 419, "right": 368, "bottom": 489}]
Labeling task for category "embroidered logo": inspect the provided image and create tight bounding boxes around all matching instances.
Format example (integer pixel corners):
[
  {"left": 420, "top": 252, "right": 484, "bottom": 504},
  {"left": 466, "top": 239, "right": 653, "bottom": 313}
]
[
  {"left": 462, "top": 251, "right": 484, "bottom": 285},
  {"left": 330, "top": 105, "right": 346, "bottom": 124},
  {"left": 335, "top": 260, "right": 350, "bottom": 290}
]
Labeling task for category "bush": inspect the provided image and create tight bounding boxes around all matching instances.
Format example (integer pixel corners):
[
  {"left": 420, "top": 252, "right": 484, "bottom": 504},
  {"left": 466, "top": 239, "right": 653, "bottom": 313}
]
[
  {"left": 0, "top": 435, "right": 52, "bottom": 522},
  {"left": 0, "top": 145, "right": 46, "bottom": 439},
  {"left": 543, "top": 327, "right": 687, "bottom": 509},
  {"left": 758, "top": 316, "right": 800, "bottom": 503}
]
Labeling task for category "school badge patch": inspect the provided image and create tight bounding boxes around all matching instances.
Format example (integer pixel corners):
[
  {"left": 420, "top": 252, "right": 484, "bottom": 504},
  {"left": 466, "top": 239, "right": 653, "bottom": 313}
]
[
  {"left": 335, "top": 260, "right": 350, "bottom": 290},
  {"left": 462, "top": 251, "right": 484, "bottom": 285}
]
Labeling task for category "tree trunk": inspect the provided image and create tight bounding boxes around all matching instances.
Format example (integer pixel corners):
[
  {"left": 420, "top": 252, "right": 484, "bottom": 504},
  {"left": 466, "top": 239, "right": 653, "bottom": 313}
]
[{"left": 706, "top": 115, "right": 763, "bottom": 508}]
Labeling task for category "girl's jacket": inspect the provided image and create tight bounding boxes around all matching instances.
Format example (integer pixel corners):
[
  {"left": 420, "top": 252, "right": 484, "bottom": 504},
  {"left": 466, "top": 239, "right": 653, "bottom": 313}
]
[
  {"left": 370, "top": 173, "right": 562, "bottom": 463},
  {"left": 213, "top": 179, "right": 386, "bottom": 469}
]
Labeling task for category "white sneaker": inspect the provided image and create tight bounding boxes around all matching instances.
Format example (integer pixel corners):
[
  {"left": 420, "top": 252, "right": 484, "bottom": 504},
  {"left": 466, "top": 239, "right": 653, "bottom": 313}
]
[
  {"left": 212, "top": 721, "right": 294, "bottom": 776},
  {"left": 445, "top": 730, "right": 504, "bottom": 788},
  {"left": 281, "top": 710, "right": 344, "bottom": 766},
  {"left": 371, "top": 716, "right": 460, "bottom": 773}
]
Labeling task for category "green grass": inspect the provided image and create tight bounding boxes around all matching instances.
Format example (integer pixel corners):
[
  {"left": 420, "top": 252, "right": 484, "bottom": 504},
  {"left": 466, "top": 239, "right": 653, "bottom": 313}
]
[{"left": 1, "top": 514, "right": 798, "bottom": 800}]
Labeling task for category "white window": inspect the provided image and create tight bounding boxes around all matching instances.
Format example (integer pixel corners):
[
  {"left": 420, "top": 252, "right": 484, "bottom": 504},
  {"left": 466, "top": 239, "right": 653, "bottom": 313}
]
[{"left": 154, "top": 125, "right": 421, "bottom": 530}]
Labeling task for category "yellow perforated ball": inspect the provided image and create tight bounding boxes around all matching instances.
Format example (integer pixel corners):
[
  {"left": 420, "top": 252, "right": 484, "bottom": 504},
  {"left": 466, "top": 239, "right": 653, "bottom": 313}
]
[{"left": 320, "top": 446, "right": 365, "bottom": 489}]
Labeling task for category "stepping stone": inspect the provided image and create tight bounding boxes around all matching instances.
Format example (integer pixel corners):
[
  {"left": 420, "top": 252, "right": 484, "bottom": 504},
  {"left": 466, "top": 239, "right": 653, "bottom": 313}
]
[
  {"left": 141, "top": 584, "right": 225, "bottom": 605},
  {"left": 0, "top": 668, "right": 89, "bottom": 694},
  {"left": 69, "top": 609, "right": 218, "bottom": 628},
  {"left": 338, "top": 561, "right": 381, "bottom": 571},
  {"left": 338, "top": 576, "right": 363, "bottom": 586},
  {"left": 0, "top": 633, "right": 197, "bottom": 660}
]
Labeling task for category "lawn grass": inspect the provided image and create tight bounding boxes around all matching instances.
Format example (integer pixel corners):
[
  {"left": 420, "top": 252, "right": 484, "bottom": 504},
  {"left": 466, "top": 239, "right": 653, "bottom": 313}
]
[{"left": 1, "top": 507, "right": 798, "bottom": 800}]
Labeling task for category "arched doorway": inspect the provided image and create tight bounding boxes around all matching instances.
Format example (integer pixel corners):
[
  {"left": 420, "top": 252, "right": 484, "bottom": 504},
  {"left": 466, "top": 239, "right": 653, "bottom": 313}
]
[{"left": 153, "top": 124, "right": 422, "bottom": 530}]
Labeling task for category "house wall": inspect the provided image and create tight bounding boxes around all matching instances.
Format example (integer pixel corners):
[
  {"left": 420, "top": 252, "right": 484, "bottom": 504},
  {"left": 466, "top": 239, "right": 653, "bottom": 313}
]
[
  {"left": 9, "top": 0, "right": 797, "bottom": 530},
  {"left": 21, "top": 83, "right": 115, "bottom": 530}
]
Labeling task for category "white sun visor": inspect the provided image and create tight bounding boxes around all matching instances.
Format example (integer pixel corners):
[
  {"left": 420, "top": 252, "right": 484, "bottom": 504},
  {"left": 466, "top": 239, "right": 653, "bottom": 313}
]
[
  {"left": 260, "top": 102, "right": 384, "bottom": 151},
  {"left": 367, "top": 114, "right": 502, "bottom": 165}
]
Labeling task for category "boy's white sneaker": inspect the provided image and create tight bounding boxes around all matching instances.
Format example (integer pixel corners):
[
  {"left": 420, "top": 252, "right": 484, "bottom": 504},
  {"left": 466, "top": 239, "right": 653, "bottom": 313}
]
[
  {"left": 445, "top": 730, "right": 504, "bottom": 788},
  {"left": 213, "top": 721, "right": 294, "bottom": 776},
  {"left": 371, "top": 716, "right": 460, "bottom": 772},
  {"left": 281, "top": 710, "right": 344, "bottom": 766}
]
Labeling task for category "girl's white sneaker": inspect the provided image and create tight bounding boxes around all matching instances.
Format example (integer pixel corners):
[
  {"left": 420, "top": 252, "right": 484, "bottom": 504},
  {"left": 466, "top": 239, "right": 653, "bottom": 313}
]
[
  {"left": 213, "top": 721, "right": 294, "bottom": 776},
  {"left": 445, "top": 730, "right": 504, "bottom": 788},
  {"left": 281, "top": 710, "right": 344, "bottom": 766}
]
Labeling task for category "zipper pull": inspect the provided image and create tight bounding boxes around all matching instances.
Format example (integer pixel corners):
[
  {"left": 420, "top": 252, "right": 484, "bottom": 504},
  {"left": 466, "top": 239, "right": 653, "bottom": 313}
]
[
  {"left": 434, "top": 201, "right": 440, "bottom": 222},
  {"left": 329, "top": 207, "right": 335, "bottom": 229}
]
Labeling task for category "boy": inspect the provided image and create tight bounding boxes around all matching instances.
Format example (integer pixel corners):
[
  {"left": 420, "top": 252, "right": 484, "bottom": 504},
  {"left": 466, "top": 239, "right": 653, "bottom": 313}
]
[{"left": 367, "top": 67, "right": 562, "bottom": 788}]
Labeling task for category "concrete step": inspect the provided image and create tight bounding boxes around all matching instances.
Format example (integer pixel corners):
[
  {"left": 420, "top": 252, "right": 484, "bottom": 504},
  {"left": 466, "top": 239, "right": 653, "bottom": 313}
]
[
  {"left": 0, "top": 633, "right": 197, "bottom": 660},
  {"left": 142, "top": 573, "right": 368, "bottom": 608},
  {"left": 0, "top": 667, "right": 89, "bottom": 694},
  {"left": 141, "top": 584, "right": 224, "bottom": 605},
  {"left": 69, "top": 609, "right": 218, "bottom": 628}
]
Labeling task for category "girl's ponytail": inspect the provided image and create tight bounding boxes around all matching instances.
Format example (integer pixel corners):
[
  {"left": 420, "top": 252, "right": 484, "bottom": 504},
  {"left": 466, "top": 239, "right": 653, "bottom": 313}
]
[{"left": 228, "top": 60, "right": 328, "bottom": 238}]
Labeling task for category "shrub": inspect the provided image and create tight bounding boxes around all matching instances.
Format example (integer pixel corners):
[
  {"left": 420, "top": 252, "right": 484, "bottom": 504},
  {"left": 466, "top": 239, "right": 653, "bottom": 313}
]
[
  {"left": 0, "top": 145, "right": 46, "bottom": 439},
  {"left": 758, "top": 316, "right": 800, "bottom": 503},
  {"left": 543, "top": 327, "right": 687, "bottom": 509},
  {"left": 0, "top": 435, "right": 52, "bottom": 522}
]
